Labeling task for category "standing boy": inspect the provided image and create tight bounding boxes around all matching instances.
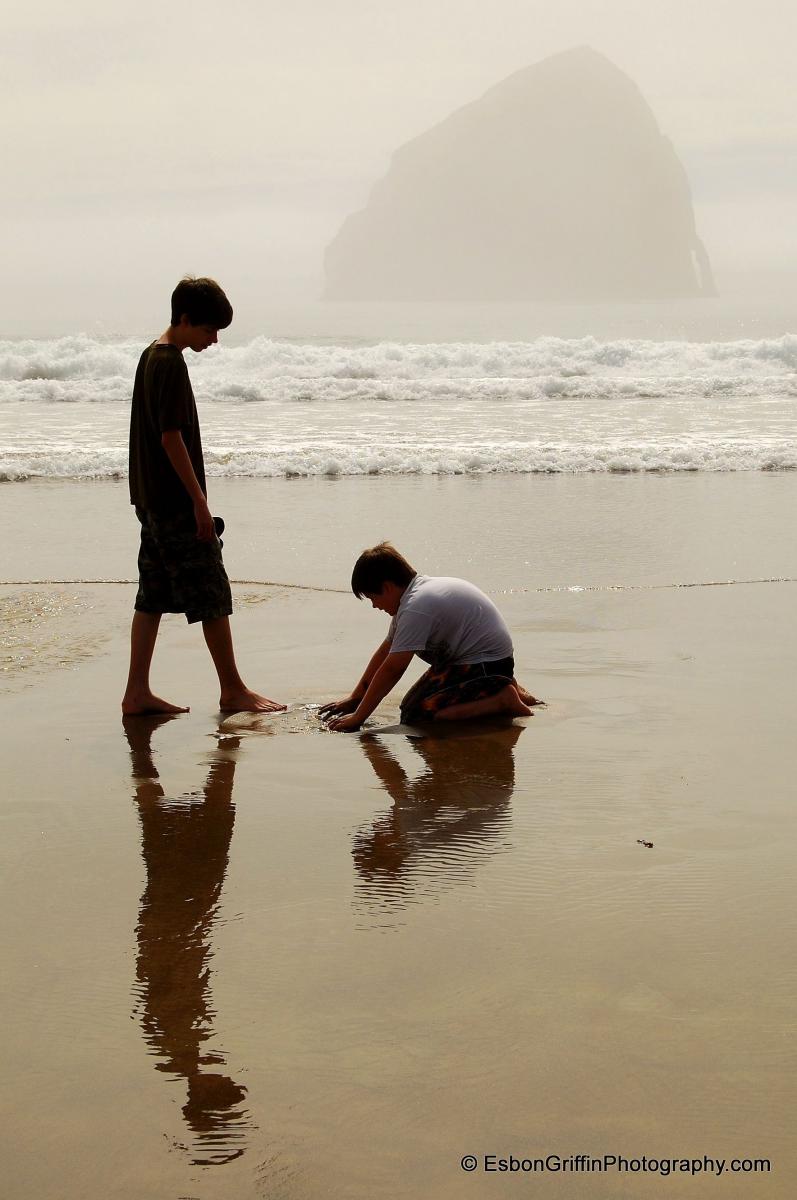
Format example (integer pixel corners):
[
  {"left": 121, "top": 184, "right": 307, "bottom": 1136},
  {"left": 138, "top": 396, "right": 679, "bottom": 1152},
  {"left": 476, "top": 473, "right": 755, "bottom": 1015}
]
[
  {"left": 122, "top": 277, "right": 284, "bottom": 716},
  {"left": 321, "top": 543, "right": 538, "bottom": 731}
]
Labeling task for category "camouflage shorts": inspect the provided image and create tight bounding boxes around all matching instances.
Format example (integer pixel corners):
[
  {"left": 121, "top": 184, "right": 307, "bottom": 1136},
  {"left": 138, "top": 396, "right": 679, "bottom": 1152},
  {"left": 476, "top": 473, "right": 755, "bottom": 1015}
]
[
  {"left": 134, "top": 507, "right": 233, "bottom": 625},
  {"left": 400, "top": 656, "right": 515, "bottom": 723}
]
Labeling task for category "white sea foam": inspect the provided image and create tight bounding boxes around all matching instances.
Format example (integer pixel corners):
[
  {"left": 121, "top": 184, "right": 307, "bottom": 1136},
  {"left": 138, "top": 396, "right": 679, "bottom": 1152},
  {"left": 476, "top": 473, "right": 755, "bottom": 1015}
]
[
  {"left": 2, "top": 332, "right": 797, "bottom": 388},
  {"left": 1, "top": 333, "right": 795, "bottom": 479}
]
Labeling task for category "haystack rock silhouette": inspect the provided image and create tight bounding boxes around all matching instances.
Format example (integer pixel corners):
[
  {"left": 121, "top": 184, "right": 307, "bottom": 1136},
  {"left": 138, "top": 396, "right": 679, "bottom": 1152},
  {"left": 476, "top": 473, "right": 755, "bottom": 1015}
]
[{"left": 324, "top": 47, "right": 716, "bottom": 300}]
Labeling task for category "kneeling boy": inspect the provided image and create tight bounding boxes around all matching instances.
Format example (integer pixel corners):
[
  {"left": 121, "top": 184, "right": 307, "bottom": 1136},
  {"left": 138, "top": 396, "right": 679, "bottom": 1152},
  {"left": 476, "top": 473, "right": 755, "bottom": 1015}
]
[{"left": 320, "top": 543, "right": 538, "bottom": 732}]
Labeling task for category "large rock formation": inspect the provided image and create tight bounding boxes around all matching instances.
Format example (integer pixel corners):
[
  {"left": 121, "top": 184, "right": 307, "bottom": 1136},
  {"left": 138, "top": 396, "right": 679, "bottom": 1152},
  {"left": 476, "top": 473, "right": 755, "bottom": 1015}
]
[{"left": 324, "top": 47, "right": 716, "bottom": 300}]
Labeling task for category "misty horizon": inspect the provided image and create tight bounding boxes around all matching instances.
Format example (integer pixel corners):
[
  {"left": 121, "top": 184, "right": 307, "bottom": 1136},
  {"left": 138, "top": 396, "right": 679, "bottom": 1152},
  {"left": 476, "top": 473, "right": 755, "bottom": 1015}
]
[{"left": 1, "top": 1, "right": 794, "bottom": 334}]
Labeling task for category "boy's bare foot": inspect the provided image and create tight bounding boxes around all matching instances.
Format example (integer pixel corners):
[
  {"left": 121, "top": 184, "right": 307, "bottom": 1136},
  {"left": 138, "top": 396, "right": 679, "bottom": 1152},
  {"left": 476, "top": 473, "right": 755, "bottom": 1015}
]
[
  {"left": 121, "top": 692, "right": 190, "bottom": 716},
  {"left": 434, "top": 684, "right": 533, "bottom": 722},
  {"left": 219, "top": 689, "right": 287, "bottom": 714}
]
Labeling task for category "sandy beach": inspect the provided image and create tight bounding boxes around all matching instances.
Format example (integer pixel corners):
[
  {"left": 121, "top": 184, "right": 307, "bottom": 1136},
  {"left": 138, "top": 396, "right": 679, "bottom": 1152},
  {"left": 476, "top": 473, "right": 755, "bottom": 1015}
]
[{"left": 2, "top": 473, "right": 796, "bottom": 1198}]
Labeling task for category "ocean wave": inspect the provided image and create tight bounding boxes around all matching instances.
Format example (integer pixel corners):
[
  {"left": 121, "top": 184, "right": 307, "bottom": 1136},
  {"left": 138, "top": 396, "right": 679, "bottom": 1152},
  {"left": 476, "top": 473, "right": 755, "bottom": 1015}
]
[
  {"left": 1, "top": 370, "right": 794, "bottom": 408},
  {"left": 2, "top": 441, "right": 795, "bottom": 482},
  {"left": 0, "top": 337, "right": 140, "bottom": 384},
  {"left": 2, "top": 332, "right": 795, "bottom": 479},
  {"left": 1, "top": 332, "right": 796, "bottom": 395}
]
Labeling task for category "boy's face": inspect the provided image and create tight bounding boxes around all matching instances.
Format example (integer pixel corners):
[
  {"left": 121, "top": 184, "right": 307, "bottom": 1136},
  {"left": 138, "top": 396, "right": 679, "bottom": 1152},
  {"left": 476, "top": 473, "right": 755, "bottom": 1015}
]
[
  {"left": 177, "top": 315, "right": 219, "bottom": 353},
  {"left": 186, "top": 323, "right": 219, "bottom": 353},
  {"left": 364, "top": 583, "right": 402, "bottom": 616}
]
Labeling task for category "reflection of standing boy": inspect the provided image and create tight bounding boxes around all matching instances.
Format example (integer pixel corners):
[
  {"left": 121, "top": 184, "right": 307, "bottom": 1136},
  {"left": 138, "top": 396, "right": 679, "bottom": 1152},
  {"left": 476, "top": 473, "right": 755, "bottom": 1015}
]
[
  {"left": 122, "top": 277, "right": 284, "bottom": 716},
  {"left": 124, "top": 715, "right": 250, "bottom": 1163}
]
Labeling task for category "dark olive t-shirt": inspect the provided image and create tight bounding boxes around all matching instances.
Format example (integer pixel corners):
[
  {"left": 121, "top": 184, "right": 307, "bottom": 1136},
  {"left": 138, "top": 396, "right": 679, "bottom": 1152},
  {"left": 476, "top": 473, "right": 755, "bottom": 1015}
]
[{"left": 128, "top": 342, "right": 206, "bottom": 514}]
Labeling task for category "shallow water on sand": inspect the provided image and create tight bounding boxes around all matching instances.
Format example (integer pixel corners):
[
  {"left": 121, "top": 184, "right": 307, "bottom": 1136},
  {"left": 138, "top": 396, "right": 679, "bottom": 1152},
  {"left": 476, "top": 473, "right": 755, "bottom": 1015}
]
[
  {"left": 1, "top": 474, "right": 796, "bottom": 1197},
  {"left": 4, "top": 470, "right": 797, "bottom": 591}
]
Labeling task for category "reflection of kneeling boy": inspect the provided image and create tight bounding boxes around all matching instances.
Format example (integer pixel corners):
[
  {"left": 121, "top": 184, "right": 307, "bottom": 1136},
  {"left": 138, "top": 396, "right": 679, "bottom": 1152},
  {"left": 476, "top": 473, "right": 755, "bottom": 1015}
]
[{"left": 321, "top": 543, "right": 539, "bottom": 732}]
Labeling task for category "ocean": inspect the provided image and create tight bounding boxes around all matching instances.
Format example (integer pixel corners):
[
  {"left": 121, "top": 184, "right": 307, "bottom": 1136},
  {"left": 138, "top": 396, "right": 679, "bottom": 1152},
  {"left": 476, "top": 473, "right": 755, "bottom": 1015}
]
[{"left": 1, "top": 298, "right": 795, "bottom": 484}]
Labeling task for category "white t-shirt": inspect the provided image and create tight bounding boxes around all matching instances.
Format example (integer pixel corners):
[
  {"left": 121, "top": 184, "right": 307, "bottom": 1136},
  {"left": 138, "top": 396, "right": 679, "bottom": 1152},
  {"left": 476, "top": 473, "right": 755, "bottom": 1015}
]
[{"left": 387, "top": 575, "right": 513, "bottom": 668}]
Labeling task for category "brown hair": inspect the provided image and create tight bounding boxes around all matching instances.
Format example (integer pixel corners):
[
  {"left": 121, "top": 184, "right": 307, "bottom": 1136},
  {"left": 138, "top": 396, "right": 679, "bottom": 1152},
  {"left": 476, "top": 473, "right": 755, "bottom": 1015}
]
[
  {"left": 170, "top": 277, "right": 233, "bottom": 328},
  {"left": 351, "top": 542, "right": 417, "bottom": 598}
]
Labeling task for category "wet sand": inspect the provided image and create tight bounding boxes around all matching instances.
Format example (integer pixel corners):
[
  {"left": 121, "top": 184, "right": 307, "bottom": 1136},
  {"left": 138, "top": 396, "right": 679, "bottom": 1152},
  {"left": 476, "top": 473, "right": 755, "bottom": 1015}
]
[{"left": 2, "top": 474, "right": 796, "bottom": 1198}]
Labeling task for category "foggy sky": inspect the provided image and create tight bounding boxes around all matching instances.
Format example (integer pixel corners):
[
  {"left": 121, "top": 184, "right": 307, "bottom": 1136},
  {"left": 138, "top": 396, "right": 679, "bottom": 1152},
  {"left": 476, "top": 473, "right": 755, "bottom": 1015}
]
[{"left": 2, "top": 0, "right": 795, "bottom": 333}]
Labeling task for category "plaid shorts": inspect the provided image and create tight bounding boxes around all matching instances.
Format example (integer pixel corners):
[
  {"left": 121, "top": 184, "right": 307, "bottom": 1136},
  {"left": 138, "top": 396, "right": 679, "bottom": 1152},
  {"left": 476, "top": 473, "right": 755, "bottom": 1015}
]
[
  {"left": 399, "top": 656, "right": 515, "bottom": 723},
  {"left": 134, "top": 507, "right": 233, "bottom": 625}
]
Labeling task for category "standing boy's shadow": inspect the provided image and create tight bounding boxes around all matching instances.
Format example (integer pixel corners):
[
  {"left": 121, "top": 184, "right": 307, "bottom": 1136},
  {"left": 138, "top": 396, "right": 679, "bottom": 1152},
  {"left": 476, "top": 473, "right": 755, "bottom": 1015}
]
[
  {"left": 123, "top": 715, "right": 251, "bottom": 1166},
  {"left": 353, "top": 723, "right": 525, "bottom": 911}
]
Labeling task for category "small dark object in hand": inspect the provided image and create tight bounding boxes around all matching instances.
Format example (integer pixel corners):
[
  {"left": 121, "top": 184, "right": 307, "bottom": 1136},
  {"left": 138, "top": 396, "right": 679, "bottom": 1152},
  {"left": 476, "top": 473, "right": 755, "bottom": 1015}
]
[
  {"left": 636, "top": 839, "right": 654, "bottom": 848},
  {"left": 213, "top": 516, "right": 225, "bottom": 547}
]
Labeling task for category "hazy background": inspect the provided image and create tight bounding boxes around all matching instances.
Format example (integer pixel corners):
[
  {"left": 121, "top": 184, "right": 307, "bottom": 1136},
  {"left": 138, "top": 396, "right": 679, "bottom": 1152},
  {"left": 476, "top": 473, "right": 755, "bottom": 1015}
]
[{"left": 2, "top": 0, "right": 794, "bottom": 335}]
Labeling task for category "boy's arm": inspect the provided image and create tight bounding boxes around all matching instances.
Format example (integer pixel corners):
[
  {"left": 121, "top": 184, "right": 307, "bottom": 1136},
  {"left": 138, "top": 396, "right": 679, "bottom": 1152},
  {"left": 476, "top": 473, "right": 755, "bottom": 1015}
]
[
  {"left": 160, "top": 430, "right": 214, "bottom": 540},
  {"left": 327, "top": 650, "right": 414, "bottom": 731},
  {"left": 318, "top": 638, "right": 392, "bottom": 718}
]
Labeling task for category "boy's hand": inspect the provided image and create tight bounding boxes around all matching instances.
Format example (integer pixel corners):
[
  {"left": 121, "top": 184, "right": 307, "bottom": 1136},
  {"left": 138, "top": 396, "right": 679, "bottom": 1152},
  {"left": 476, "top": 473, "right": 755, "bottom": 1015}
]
[
  {"left": 318, "top": 696, "right": 359, "bottom": 719},
  {"left": 194, "top": 498, "right": 214, "bottom": 541},
  {"left": 327, "top": 714, "right": 363, "bottom": 733}
]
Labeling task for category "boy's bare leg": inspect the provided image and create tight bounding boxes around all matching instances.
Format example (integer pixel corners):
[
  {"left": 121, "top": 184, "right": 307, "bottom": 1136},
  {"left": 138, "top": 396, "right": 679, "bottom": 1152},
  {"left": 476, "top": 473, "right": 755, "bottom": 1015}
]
[
  {"left": 434, "top": 684, "right": 532, "bottom": 722},
  {"left": 202, "top": 616, "right": 286, "bottom": 713},
  {"left": 122, "top": 611, "right": 190, "bottom": 715}
]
